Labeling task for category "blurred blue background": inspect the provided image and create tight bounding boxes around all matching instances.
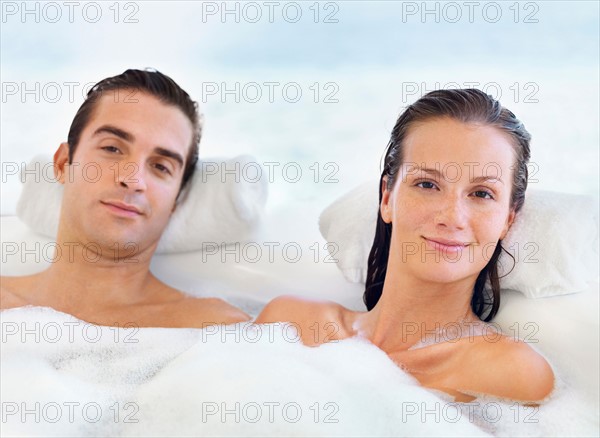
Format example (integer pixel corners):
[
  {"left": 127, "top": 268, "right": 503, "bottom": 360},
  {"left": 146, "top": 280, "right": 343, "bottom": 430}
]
[{"left": 2, "top": 0, "right": 598, "bottom": 216}]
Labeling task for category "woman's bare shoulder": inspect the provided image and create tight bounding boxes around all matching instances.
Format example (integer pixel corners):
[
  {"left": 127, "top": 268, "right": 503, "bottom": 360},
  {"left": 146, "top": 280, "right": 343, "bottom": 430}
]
[
  {"left": 255, "top": 295, "right": 347, "bottom": 324},
  {"left": 254, "top": 295, "right": 355, "bottom": 345},
  {"left": 455, "top": 335, "right": 555, "bottom": 403}
]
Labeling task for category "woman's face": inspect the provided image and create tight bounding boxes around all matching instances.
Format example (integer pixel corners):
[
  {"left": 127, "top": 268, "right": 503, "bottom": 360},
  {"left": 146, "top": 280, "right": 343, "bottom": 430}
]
[{"left": 381, "top": 117, "right": 516, "bottom": 284}]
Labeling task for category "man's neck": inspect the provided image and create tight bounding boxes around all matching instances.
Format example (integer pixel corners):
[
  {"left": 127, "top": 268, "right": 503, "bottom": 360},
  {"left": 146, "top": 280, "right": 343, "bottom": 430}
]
[{"left": 30, "top": 236, "right": 164, "bottom": 314}]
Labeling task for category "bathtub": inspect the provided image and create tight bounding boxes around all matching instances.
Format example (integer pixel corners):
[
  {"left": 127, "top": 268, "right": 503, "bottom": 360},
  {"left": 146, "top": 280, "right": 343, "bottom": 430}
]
[{"left": 1, "top": 203, "right": 598, "bottom": 437}]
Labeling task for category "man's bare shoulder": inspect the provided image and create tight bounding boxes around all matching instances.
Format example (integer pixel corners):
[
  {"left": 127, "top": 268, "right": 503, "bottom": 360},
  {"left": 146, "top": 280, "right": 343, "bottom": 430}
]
[
  {"left": 168, "top": 295, "right": 252, "bottom": 327},
  {"left": 142, "top": 277, "right": 251, "bottom": 327},
  {"left": 0, "top": 275, "right": 37, "bottom": 310}
]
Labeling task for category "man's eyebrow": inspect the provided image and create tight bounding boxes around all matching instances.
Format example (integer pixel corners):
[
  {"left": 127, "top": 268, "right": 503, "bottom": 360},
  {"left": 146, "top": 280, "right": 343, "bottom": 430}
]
[
  {"left": 93, "top": 125, "right": 134, "bottom": 142},
  {"left": 154, "top": 147, "right": 184, "bottom": 169},
  {"left": 93, "top": 125, "right": 184, "bottom": 169},
  {"left": 414, "top": 167, "right": 504, "bottom": 184}
]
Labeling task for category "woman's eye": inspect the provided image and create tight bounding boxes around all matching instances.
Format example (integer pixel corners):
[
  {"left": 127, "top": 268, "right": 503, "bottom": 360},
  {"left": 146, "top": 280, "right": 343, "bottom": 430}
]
[
  {"left": 473, "top": 190, "right": 494, "bottom": 199},
  {"left": 416, "top": 181, "right": 437, "bottom": 190}
]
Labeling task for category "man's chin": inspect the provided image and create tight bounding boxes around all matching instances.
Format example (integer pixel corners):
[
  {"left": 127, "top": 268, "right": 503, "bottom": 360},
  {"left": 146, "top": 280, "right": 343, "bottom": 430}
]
[{"left": 82, "top": 233, "right": 156, "bottom": 260}]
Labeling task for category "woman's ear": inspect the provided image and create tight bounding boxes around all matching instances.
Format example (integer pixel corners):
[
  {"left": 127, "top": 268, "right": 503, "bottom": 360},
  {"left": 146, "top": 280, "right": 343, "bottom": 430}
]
[
  {"left": 53, "top": 142, "right": 69, "bottom": 183},
  {"left": 500, "top": 209, "right": 516, "bottom": 240},
  {"left": 380, "top": 176, "right": 393, "bottom": 224}
]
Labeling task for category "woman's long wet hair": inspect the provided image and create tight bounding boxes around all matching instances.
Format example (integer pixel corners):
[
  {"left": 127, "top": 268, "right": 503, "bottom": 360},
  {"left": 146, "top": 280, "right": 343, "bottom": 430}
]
[{"left": 363, "top": 89, "right": 531, "bottom": 321}]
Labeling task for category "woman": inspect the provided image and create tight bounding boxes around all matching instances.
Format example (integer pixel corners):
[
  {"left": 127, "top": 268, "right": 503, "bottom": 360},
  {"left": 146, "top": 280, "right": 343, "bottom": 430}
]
[{"left": 256, "top": 89, "right": 555, "bottom": 403}]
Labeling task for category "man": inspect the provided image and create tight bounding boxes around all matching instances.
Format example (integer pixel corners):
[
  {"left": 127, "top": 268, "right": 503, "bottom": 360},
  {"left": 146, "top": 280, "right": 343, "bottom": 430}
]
[{"left": 0, "top": 69, "right": 250, "bottom": 327}]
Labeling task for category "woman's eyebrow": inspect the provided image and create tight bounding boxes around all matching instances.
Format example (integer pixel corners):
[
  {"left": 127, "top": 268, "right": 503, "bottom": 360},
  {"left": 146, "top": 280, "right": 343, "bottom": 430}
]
[
  {"left": 471, "top": 175, "right": 504, "bottom": 185},
  {"left": 414, "top": 167, "right": 504, "bottom": 184},
  {"left": 417, "top": 167, "right": 442, "bottom": 178}
]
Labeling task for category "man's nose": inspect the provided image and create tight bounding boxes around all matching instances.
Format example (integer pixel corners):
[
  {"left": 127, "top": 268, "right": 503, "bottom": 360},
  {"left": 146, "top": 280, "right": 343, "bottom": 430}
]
[{"left": 116, "top": 161, "right": 147, "bottom": 192}]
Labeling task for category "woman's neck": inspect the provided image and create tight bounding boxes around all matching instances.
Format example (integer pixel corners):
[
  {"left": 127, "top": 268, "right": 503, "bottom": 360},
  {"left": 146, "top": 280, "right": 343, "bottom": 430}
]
[{"left": 354, "top": 272, "right": 481, "bottom": 352}]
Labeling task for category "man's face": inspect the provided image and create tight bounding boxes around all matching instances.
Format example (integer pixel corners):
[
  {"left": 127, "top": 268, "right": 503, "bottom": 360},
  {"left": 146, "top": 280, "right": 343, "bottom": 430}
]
[{"left": 54, "top": 90, "right": 193, "bottom": 254}]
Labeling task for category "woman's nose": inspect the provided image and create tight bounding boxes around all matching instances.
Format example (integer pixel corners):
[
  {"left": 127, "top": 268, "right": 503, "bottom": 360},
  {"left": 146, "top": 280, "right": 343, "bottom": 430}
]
[{"left": 435, "top": 195, "right": 468, "bottom": 230}]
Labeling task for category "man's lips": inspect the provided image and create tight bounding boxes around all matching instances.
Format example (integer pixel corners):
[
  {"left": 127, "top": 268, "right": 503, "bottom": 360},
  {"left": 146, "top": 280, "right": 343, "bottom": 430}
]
[{"left": 101, "top": 201, "right": 143, "bottom": 216}]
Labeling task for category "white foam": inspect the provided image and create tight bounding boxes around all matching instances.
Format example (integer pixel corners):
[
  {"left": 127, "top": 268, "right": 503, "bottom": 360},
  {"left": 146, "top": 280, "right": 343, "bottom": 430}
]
[
  {"left": 2, "top": 306, "right": 597, "bottom": 437},
  {"left": 126, "top": 324, "right": 488, "bottom": 437}
]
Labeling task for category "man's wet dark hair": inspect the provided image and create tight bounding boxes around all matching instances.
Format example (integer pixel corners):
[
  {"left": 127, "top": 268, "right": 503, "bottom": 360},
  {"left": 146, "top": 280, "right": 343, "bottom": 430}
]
[{"left": 67, "top": 68, "right": 202, "bottom": 195}]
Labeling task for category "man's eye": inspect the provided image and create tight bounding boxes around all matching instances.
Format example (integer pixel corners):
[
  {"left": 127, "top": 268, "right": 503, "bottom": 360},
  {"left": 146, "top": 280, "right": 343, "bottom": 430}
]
[
  {"left": 102, "top": 146, "right": 121, "bottom": 154},
  {"left": 154, "top": 163, "right": 172, "bottom": 175}
]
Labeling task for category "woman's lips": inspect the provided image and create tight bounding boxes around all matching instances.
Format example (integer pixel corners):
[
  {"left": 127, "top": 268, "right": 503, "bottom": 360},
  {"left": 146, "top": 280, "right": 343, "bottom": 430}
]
[{"left": 423, "top": 237, "right": 469, "bottom": 253}]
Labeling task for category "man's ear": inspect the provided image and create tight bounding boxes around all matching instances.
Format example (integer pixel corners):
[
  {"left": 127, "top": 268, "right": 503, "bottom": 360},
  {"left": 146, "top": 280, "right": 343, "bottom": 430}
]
[
  {"left": 380, "top": 176, "right": 393, "bottom": 224},
  {"left": 500, "top": 209, "right": 516, "bottom": 240},
  {"left": 173, "top": 180, "right": 192, "bottom": 213},
  {"left": 53, "top": 142, "right": 69, "bottom": 184},
  {"left": 172, "top": 189, "right": 183, "bottom": 213}
]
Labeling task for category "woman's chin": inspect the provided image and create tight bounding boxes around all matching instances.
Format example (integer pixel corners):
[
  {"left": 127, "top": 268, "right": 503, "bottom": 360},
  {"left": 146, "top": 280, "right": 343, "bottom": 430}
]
[{"left": 412, "top": 263, "right": 481, "bottom": 284}]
